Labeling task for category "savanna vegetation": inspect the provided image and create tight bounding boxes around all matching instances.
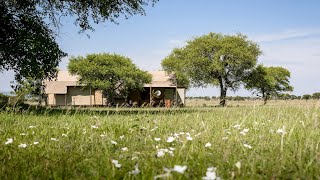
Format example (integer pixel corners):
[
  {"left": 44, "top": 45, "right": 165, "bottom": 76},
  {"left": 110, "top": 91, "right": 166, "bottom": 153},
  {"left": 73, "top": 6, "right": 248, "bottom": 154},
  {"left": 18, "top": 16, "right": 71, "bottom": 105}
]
[
  {"left": 1, "top": 100, "right": 320, "bottom": 179},
  {"left": 1, "top": 1, "right": 319, "bottom": 179}
]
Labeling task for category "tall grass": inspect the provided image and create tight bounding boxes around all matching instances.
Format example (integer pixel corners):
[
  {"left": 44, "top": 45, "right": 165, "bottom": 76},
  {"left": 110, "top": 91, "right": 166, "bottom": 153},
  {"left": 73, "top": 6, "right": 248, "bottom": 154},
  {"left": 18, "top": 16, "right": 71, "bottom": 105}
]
[{"left": 1, "top": 101, "right": 320, "bottom": 179}]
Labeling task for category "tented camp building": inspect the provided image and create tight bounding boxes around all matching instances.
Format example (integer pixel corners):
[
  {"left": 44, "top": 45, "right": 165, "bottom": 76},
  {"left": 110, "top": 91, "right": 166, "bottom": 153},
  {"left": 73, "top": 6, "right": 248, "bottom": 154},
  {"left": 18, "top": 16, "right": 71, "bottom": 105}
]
[{"left": 44, "top": 71, "right": 185, "bottom": 107}]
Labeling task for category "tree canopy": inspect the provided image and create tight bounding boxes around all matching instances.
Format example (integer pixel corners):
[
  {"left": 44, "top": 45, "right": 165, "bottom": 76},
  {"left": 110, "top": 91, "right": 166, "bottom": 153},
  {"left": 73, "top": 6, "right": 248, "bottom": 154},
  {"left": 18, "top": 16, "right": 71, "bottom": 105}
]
[
  {"left": 162, "top": 33, "right": 261, "bottom": 106},
  {"left": 68, "top": 53, "right": 152, "bottom": 106},
  {"left": 0, "top": 1, "right": 66, "bottom": 87},
  {"left": 245, "top": 65, "right": 293, "bottom": 104},
  {"left": 1, "top": 0, "right": 158, "bottom": 91}
]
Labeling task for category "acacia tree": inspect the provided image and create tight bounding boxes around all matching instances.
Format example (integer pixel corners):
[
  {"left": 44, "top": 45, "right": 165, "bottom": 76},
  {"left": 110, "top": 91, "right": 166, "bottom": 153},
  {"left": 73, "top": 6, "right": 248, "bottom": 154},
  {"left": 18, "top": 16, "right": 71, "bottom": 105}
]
[
  {"left": 68, "top": 53, "right": 152, "bottom": 106},
  {"left": 312, "top": 92, "right": 320, "bottom": 100},
  {"left": 245, "top": 65, "right": 293, "bottom": 105},
  {"left": 1, "top": 0, "right": 158, "bottom": 93},
  {"left": 162, "top": 33, "right": 261, "bottom": 106},
  {"left": 0, "top": 1, "right": 66, "bottom": 87}
]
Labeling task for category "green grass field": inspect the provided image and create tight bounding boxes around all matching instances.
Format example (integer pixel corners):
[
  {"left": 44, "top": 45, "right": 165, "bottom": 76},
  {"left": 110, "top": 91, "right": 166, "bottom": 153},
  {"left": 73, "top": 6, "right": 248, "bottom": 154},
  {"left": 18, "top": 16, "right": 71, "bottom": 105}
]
[{"left": 1, "top": 100, "right": 320, "bottom": 179}]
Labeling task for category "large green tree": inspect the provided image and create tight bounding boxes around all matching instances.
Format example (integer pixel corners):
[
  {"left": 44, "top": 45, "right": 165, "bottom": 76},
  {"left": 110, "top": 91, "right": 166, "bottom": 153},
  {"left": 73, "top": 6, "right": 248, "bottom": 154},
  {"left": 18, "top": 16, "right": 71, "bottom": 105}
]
[
  {"left": 1, "top": 0, "right": 158, "bottom": 91},
  {"left": 0, "top": 1, "right": 66, "bottom": 87},
  {"left": 68, "top": 53, "right": 152, "bottom": 106},
  {"left": 162, "top": 33, "right": 261, "bottom": 106},
  {"left": 245, "top": 65, "right": 293, "bottom": 105}
]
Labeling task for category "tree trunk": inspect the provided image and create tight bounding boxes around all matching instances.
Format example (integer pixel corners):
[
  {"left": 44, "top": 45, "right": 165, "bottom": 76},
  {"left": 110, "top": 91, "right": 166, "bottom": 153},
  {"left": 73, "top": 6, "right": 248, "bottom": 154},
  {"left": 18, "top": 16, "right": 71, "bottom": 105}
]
[
  {"left": 104, "top": 90, "right": 114, "bottom": 107},
  {"left": 220, "top": 88, "right": 227, "bottom": 107},
  {"left": 219, "top": 77, "right": 227, "bottom": 107},
  {"left": 263, "top": 96, "right": 268, "bottom": 105},
  {"left": 262, "top": 91, "right": 268, "bottom": 105}
]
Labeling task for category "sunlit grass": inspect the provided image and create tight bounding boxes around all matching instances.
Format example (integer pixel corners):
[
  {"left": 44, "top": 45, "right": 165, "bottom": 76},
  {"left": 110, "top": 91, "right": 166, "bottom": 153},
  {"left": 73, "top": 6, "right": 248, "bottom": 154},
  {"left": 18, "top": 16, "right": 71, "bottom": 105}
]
[{"left": 1, "top": 101, "right": 320, "bottom": 179}]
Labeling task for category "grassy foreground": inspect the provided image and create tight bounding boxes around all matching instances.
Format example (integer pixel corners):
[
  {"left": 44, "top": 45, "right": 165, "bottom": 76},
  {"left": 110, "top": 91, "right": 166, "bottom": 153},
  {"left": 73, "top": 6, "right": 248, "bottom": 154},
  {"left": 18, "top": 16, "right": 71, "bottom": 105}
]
[{"left": 1, "top": 102, "right": 320, "bottom": 179}]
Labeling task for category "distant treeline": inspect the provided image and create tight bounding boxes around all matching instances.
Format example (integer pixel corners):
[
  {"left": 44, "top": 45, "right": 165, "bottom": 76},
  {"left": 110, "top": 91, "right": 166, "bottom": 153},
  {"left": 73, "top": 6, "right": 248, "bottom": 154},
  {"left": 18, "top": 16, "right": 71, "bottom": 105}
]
[{"left": 187, "top": 92, "right": 320, "bottom": 101}]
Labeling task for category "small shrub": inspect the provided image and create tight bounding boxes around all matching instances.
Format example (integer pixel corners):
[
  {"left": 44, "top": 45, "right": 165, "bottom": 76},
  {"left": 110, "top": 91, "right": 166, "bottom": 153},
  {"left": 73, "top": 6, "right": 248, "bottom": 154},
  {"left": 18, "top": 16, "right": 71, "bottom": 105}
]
[
  {"left": 6, "top": 96, "right": 29, "bottom": 110},
  {"left": 0, "top": 93, "right": 9, "bottom": 109},
  {"left": 233, "top": 96, "right": 245, "bottom": 101}
]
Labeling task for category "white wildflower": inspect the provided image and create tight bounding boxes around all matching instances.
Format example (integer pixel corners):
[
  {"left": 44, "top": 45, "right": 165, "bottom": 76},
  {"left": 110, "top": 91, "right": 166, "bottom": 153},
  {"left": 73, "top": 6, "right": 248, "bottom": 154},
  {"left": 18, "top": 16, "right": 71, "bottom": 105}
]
[
  {"left": 120, "top": 135, "right": 125, "bottom": 139},
  {"left": 20, "top": 133, "right": 26, "bottom": 136},
  {"left": 111, "top": 159, "right": 121, "bottom": 168},
  {"left": 28, "top": 125, "right": 36, "bottom": 129},
  {"left": 122, "top": 147, "right": 128, "bottom": 151},
  {"left": 154, "top": 138, "right": 161, "bottom": 141},
  {"left": 169, "top": 147, "right": 175, "bottom": 151},
  {"left": 129, "top": 164, "right": 140, "bottom": 175},
  {"left": 179, "top": 132, "right": 185, "bottom": 135},
  {"left": 243, "top": 143, "right": 252, "bottom": 149},
  {"left": 61, "top": 134, "right": 68, "bottom": 137},
  {"left": 111, "top": 140, "right": 117, "bottom": 145},
  {"left": 157, "top": 149, "right": 165, "bottom": 157},
  {"left": 233, "top": 124, "right": 241, "bottom": 129},
  {"left": 205, "top": 142, "right": 212, "bottom": 147},
  {"left": 276, "top": 128, "right": 286, "bottom": 135},
  {"left": 224, "top": 130, "right": 231, "bottom": 134},
  {"left": 299, "top": 121, "right": 305, "bottom": 127},
  {"left": 51, "top": 138, "right": 58, "bottom": 141},
  {"left": 242, "top": 128, "right": 249, "bottom": 133},
  {"left": 33, "top": 141, "right": 39, "bottom": 145},
  {"left": 202, "top": 167, "right": 220, "bottom": 180},
  {"left": 172, "top": 165, "right": 187, "bottom": 174},
  {"left": 131, "top": 156, "right": 139, "bottom": 160},
  {"left": 186, "top": 132, "right": 191, "bottom": 136},
  {"left": 91, "top": 125, "right": 98, "bottom": 129},
  {"left": 100, "top": 134, "right": 106, "bottom": 137},
  {"left": 235, "top": 161, "right": 241, "bottom": 169},
  {"left": 5, "top": 138, "right": 13, "bottom": 145},
  {"left": 167, "top": 136, "right": 175, "bottom": 143},
  {"left": 18, "top": 143, "right": 27, "bottom": 148},
  {"left": 186, "top": 136, "right": 193, "bottom": 141},
  {"left": 222, "top": 137, "right": 228, "bottom": 140},
  {"left": 168, "top": 150, "right": 174, "bottom": 156},
  {"left": 173, "top": 133, "right": 179, "bottom": 137}
]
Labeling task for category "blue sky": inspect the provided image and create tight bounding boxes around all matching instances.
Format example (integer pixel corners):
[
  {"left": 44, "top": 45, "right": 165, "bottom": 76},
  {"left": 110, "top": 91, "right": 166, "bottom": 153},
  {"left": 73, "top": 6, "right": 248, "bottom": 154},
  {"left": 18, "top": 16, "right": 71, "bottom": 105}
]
[{"left": 1, "top": 0, "right": 320, "bottom": 96}]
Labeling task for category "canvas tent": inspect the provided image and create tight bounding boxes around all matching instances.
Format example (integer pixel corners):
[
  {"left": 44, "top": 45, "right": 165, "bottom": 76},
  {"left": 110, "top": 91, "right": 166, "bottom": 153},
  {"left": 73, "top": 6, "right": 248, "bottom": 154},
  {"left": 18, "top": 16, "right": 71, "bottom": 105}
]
[{"left": 44, "top": 70, "right": 185, "bottom": 107}]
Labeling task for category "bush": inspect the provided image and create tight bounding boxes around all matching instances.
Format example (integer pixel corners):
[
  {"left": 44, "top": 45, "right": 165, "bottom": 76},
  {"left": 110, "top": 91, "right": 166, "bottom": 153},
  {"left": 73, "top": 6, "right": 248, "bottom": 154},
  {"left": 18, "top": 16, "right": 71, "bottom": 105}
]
[
  {"left": 6, "top": 96, "right": 29, "bottom": 110},
  {"left": 0, "top": 93, "right": 9, "bottom": 109},
  {"left": 233, "top": 96, "right": 246, "bottom": 101},
  {"left": 302, "top": 94, "right": 312, "bottom": 100}
]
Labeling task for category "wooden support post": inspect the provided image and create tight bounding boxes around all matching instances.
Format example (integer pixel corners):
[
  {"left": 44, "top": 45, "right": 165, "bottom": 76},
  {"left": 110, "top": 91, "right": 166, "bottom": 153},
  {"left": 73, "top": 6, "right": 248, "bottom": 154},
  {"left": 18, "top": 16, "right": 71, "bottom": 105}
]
[
  {"left": 89, "top": 87, "right": 92, "bottom": 106},
  {"left": 149, "top": 86, "right": 152, "bottom": 106}
]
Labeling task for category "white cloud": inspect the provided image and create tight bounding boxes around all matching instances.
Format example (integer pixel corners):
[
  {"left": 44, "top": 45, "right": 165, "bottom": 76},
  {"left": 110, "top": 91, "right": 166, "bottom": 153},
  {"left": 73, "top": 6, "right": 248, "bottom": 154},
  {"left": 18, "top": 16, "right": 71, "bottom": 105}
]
[{"left": 250, "top": 28, "right": 320, "bottom": 43}]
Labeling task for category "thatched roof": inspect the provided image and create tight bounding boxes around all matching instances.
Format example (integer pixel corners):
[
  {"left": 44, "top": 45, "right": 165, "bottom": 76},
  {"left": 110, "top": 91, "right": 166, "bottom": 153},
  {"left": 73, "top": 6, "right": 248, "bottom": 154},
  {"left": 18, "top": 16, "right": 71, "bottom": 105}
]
[{"left": 44, "top": 70, "right": 177, "bottom": 94}]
